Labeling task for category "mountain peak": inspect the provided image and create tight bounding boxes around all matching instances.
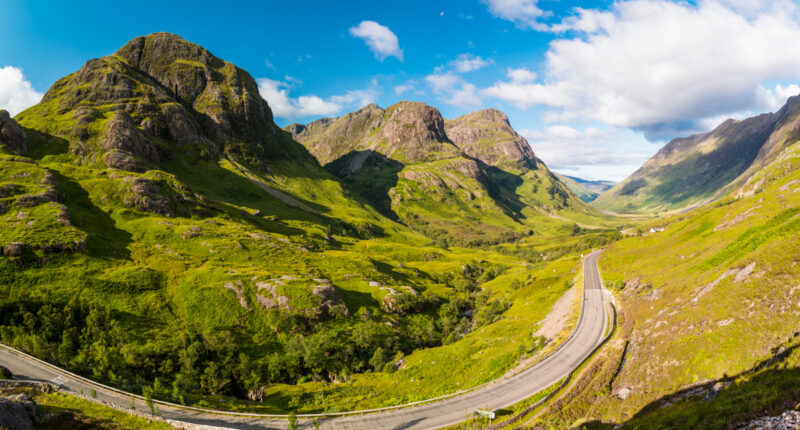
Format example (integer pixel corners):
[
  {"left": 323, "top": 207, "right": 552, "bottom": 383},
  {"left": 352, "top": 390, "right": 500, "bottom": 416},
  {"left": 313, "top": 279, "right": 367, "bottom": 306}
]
[
  {"left": 445, "top": 108, "right": 538, "bottom": 171},
  {"left": 17, "top": 33, "right": 312, "bottom": 173}
]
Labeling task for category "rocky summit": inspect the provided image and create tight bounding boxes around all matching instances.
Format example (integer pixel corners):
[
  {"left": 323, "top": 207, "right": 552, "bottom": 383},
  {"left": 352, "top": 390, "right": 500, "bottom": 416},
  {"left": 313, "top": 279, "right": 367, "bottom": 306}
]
[
  {"left": 288, "top": 100, "right": 599, "bottom": 245},
  {"left": 444, "top": 108, "right": 539, "bottom": 172},
  {"left": 16, "top": 32, "right": 313, "bottom": 174}
]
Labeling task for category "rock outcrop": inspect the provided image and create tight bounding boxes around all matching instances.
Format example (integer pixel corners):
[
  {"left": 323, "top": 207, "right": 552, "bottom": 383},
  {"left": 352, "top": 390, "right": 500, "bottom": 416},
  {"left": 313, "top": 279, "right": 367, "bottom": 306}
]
[
  {"left": 0, "top": 110, "right": 28, "bottom": 155},
  {"left": 0, "top": 393, "right": 36, "bottom": 430},
  {"left": 445, "top": 108, "right": 538, "bottom": 170},
  {"left": 16, "top": 32, "right": 317, "bottom": 173},
  {"left": 737, "top": 410, "right": 800, "bottom": 430},
  {"left": 100, "top": 111, "right": 160, "bottom": 172}
]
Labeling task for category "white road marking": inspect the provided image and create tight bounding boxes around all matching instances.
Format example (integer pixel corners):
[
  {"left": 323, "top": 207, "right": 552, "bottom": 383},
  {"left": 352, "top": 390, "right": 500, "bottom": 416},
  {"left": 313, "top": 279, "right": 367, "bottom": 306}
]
[{"left": 51, "top": 375, "right": 69, "bottom": 385}]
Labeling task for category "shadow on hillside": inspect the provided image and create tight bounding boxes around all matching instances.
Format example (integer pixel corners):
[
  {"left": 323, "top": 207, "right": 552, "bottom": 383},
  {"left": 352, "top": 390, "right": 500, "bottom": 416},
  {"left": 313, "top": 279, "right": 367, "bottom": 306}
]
[
  {"left": 164, "top": 158, "right": 336, "bottom": 237},
  {"left": 482, "top": 163, "right": 528, "bottom": 222},
  {"left": 325, "top": 150, "right": 403, "bottom": 221},
  {"left": 580, "top": 336, "right": 800, "bottom": 430},
  {"left": 53, "top": 172, "right": 133, "bottom": 260}
]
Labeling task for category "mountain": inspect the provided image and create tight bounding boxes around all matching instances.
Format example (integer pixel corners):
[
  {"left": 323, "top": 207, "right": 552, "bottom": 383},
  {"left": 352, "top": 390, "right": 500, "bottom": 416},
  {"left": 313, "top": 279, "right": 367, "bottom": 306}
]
[
  {"left": 287, "top": 102, "right": 605, "bottom": 245},
  {"left": 593, "top": 95, "right": 800, "bottom": 213},
  {"left": 0, "top": 32, "right": 618, "bottom": 416},
  {"left": 443, "top": 108, "right": 538, "bottom": 173},
  {"left": 554, "top": 173, "right": 616, "bottom": 203},
  {"left": 522, "top": 99, "right": 800, "bottom": 429}
]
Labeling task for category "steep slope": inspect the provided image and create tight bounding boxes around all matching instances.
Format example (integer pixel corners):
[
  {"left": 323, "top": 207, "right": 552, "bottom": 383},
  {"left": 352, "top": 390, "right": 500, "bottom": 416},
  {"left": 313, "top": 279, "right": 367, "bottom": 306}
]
[
  {"left": 594, "top": 95, "right": 800, "bottom": 214},
  {"left": 290, "top": 104, "right": 615, "bottom": 245},
  {"left": 443, "top": 109, "right": 613, "bottom": 228},
  {"left": 529, "top": 125, "right": 800, "bottom": 429},
  {"left": 443, "top": 108, "right": 538, "bottom": 173},
  {"left": 555, "top": 173, "right": 616, "bottom": 203},
  {"left": 0, "top": 32, "right": 592, "bottom": 416}
]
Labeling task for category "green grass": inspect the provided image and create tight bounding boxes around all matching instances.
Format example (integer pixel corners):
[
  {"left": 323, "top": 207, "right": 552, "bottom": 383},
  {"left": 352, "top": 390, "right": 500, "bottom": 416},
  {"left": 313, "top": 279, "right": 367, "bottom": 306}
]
[{"left": 529, "top": 137, "right": 800, "bottom": 427}]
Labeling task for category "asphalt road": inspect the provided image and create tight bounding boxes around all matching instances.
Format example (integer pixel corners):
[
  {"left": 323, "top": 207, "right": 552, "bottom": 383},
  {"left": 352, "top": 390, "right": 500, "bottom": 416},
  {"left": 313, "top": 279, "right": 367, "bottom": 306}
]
[{"left": 0, "top": 250, "right": 609, "bottom": 430}]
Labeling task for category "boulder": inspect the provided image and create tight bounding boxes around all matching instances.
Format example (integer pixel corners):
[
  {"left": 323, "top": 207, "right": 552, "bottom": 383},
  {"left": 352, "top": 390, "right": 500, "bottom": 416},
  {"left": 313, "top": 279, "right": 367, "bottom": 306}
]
[
  {"left": 0, "top": 393, "right": 36, "bottom": 430},
  {"left": 312, "top": 284, "right": 349, "bottom": 317},
  {"left": 120, "top": 176, "right": 173, "bottom": 216},
  {"left": 3, "top": 242, "right": 24, "bottom": 257},
  {"left": 0, "top": 110, "right": 28, "bottom": 155},
  {"left": 100, "top": 111, "right": 159, "bottom": 171}
]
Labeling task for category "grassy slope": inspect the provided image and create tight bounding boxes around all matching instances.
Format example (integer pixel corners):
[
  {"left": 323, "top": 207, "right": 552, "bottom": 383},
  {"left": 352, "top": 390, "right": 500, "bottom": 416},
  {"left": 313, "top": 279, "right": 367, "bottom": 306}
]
[
  {"left": 525, "top": 138, "right": 800, "bottom": 429},
  {"left": 555, "top": 174, "right": 599, "bottom": 202},
  {"left": 0, "top": 386, "right": 171, "bottom": 430},
  {"left": 0, "top": 137, "right": 616, "bottom": 414}
]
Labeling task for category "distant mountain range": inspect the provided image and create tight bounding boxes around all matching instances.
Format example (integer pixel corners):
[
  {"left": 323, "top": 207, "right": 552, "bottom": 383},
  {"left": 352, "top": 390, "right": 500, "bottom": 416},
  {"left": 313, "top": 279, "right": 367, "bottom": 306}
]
[
  {"left": 287, "top": 103, "right": 609, "bottom": 245},
  {"left": 554, "top": 174, "right": 616, "bottom": 203},
  {"left": 593, "top": 95, "right": 800, "bottom": 213}
]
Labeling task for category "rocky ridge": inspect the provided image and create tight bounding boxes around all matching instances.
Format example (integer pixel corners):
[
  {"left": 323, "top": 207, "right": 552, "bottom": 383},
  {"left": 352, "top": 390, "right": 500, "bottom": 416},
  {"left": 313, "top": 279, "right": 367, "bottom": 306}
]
[{"left": 16, "top": 32, "right": 315, "bottom": 174}]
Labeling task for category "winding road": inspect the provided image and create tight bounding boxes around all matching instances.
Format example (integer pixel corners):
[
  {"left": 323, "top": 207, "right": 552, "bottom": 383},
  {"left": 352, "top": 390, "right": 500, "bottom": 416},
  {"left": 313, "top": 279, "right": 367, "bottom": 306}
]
[{"left": 0, "top": 250, "right": 609, "bottom": 429}]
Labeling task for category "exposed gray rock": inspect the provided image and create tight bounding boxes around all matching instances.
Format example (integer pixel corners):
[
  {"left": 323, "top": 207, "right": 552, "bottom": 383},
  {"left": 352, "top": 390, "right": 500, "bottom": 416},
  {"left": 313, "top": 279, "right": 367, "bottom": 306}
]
[
  {"left": 100, "top": 111, "right": 160, "bottom": 172},
  {"left": 0, "top": 110, "right": 28, "bottom": 155},
  {"left": 120, "top": 176, "right": 173, "bottom": 216},
  {"left": 223, "top": 281, "right": 251, "bottom": 311},
  {"left": 0, "top": 393, "right": 36, "bottom": 430},
  {"left": 3, "top": 242, "right": 24, "bottom": 257},
  {"left": 737, "top": 410, "right": 800, "bottom": 429},
  {"left": 312, "top": 283, "right": 349, "bottom": 316}
]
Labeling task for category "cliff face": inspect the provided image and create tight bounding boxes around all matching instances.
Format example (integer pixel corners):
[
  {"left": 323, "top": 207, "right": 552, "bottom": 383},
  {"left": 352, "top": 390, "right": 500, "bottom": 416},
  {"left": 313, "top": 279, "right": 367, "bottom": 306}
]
[
  {"left": 16, "top": 32, "right": 314, "bottom": 173},
  {"left": 445, "top": 108, "right": 539, "bottom": 172},
  {"left": 289, "top": 102, "right": 592, "bottom": 245},
  {"left": 0, "top": 110, "right": 28, "bottom": 155}
]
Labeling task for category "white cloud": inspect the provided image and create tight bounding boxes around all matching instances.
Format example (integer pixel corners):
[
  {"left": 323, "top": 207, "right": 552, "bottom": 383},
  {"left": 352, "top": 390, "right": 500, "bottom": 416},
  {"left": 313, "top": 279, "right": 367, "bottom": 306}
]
[
  {"left": 257, "top": 79, "right": 341, "bottom": 120},
  {"left": 0, "top": 66, "right": 43, "bottom": 116},
  {"left": 425, "top": 73, "right": 482, "bottom": 107},
  {"left": 482, "top": 0, "right": 800, "bottom": 140},
  {"left": 349, "top": 20, "right": 403, "bottom": 61},
  {"left": 506, "top": 68, "right": 537, "bottom": 83},
  {"left": 394, "top": 84, "right": 414, "bottom": 95},
  {"left": 482, "top": 0, "right": 548, "bottom": 29},
  {"left": 520, "top": 126, "right": 654, "bottom": 181},
  {"left": 450, "top": 54, "right": 491, "bottom": 73},
  {"left": 257, "top": 78, "right": 381, "bottom": 120},
  {"left": 330, "top": 88, "right": 379, "bottom": 107}
]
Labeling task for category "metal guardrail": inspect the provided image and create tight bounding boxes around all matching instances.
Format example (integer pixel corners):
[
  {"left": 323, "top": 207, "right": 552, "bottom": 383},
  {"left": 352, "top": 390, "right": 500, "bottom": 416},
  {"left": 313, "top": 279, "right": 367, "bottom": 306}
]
[
  {"left": 485, "top": 251, "right": 617, "bottom": 430},
  {"left": 0, "top": 250, "right": 607, "bottom": 423}
]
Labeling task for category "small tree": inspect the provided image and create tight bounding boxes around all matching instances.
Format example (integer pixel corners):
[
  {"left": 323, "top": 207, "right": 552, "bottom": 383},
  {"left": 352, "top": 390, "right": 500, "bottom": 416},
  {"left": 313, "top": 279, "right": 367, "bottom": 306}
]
[{"left": 288, "top": 411, "right": 298, "bottom": 430}]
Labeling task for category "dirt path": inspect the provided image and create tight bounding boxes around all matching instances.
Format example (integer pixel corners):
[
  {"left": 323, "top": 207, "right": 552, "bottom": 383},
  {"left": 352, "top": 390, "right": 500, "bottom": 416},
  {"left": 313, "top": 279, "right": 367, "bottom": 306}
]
[{"left": 535, "top": 285, "right": 577, "bottom": 340}]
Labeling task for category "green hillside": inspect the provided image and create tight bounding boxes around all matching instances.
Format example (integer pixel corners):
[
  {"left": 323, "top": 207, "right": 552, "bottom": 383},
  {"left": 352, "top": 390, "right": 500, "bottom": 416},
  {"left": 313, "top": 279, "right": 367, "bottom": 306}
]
[
  {"left": 0, "top": 32, "right": 624, "bottom": 415},
  {"left": 555, "top": 174, "right": 616, "bottom": 203},
  {"left": 593, "top": 96, "right": 800, "bottom": 214},
  {"left": 522, "top": 109, "right": 800, "bottom": 429},
  {"left": 289, "top": 104, "right": 620, "bottom": 246}
]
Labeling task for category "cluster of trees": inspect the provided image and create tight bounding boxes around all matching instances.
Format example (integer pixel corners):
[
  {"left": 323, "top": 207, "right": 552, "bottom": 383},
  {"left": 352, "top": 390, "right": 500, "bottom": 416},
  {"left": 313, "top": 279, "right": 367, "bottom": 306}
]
[
  {"left": 496, "top": 231, "right": 622, "bottom": 264},
  {"left": 0, "top": 261, "right": 516, "bottom": 406}
]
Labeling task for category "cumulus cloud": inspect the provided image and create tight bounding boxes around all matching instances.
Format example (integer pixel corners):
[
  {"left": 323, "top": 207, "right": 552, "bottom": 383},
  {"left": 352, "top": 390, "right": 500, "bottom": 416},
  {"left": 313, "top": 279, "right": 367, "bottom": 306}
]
[
  {"left": 394, "top": 84, "right": 414, "bottom": 95},
  {"left": 349, "top": 20, "right": 403, "bottom": 61},
  {"left": 330, "top": 87, "right": 380, "bottom": 107},
  {"left": 520, "top": 126, "right": 653, "bottom": 181},
  {"left": 482, "top": 0, "right": 800, "bottom": 140},
  {"left": 450, "top": 54, "right": 491, "bottom": 73},
  {"left": 0, "top": 66, "right": 43, "bottom": 116},
  {"left": 482, "top": 0, "right": 548, "bottom": 29},
  {"left": 425, "top": 72, "right": 481, "bottom": 107},
  {"left": 257, "top": 78, "right": 340, "bottom": 120},
  {"left": 257, "top": 78, "right": 379, "bottom": 120}
]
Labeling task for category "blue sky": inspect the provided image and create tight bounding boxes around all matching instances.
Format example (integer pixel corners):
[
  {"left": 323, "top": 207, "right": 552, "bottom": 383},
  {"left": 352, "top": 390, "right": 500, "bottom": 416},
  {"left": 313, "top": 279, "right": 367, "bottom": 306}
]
[{"left": 3, "top": 0, "right": 800, "bottom": 181}]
